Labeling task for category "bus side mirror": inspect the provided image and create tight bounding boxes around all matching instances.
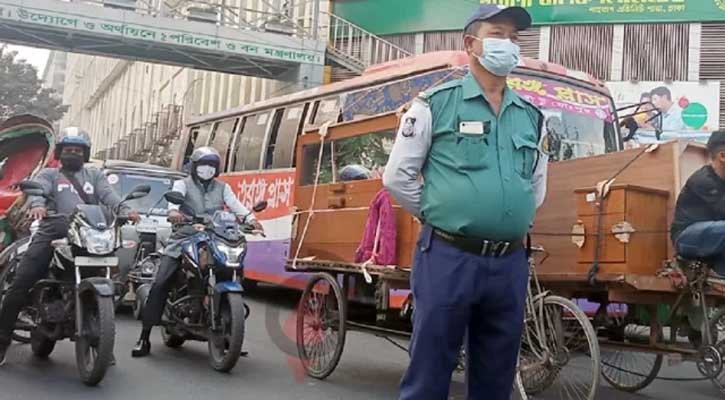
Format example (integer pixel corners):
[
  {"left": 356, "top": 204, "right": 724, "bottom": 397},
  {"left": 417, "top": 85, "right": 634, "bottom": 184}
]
[{"left": 620, "top": 117, "right": 639, "bottom": 142}]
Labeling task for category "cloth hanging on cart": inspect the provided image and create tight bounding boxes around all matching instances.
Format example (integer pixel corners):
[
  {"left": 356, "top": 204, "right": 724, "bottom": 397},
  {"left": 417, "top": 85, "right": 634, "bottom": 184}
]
[{"left": 355, "top": 189, "right": 397, "bottom": 266}]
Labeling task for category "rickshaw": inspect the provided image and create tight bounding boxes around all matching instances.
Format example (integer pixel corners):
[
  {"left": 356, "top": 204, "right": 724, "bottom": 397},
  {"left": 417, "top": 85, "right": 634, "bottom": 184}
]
[
  {"left": 531, "top": 138, "right": 725, "bottom": 395},
  {"left": 287, "top": 112, "right": 601, "bottom": 399}
]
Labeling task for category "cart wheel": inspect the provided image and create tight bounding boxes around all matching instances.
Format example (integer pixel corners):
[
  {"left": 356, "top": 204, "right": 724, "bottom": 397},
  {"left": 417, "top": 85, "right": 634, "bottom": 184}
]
[
  {"left": 601, "top": 320, "right": 663, "bottom": 392},
  {"left": 296, "top": 273, "right": 347, "bottom": 380},
  {"left": 708, "top": 307, "right": 725, "bottom": 394},
  {"left": 519, "top": 295, "right": 600, "bottom": 400}
]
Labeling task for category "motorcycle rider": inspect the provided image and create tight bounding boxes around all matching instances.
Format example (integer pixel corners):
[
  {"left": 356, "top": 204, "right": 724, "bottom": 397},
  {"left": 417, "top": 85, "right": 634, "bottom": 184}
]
[
  {"left": 131, "top": 146, "right": 264, "bottom": 357},
  {"left": 0, "top": 127, "right": 140, "bottom": 366}
]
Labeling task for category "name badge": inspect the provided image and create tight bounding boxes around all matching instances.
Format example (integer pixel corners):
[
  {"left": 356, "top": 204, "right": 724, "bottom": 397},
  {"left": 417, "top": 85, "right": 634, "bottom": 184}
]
[{"left": 459, "top": 121, "right": 485, "bottom": 135}]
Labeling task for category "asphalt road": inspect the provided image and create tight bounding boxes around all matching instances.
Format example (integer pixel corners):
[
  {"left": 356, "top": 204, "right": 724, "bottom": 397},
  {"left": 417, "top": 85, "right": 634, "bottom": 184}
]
[{"left": 0, "top": 285, "right": 722, "bottom": 400}]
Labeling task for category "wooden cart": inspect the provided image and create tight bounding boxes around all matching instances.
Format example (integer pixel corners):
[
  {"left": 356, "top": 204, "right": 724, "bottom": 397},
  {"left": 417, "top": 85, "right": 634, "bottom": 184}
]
[
  {"left": 287, "top": 114, "right": 602, "bottom": 399},
  {"left": 530, "top": 141, "right": 725, "bottom": 394}
]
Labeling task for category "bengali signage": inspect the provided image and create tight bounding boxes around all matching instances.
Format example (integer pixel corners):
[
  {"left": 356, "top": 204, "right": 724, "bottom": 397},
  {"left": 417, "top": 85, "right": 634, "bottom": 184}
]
[
  {"left": 220, "top": 170, "right": 295, "bottom": 221},
  {"left": 0, "top": 3, "right": 323, "bottom": 65},
  {"left": 333, "top": 0, "right": 725, "bottom": 35},
  {"left": 509, "top": 75, "right": 613, "bottom": 121}
]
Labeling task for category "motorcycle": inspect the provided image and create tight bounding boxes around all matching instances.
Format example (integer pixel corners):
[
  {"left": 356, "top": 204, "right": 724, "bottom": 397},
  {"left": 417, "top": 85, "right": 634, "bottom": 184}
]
[
  {"left": 156, "top": 190, "right": 265, "bottom": 372},
  {"left": 116, "top": 207, "right": 171, "bottom": 319},
  {"left": 7, "top": 180, "right": 150, "bottom": 385}
]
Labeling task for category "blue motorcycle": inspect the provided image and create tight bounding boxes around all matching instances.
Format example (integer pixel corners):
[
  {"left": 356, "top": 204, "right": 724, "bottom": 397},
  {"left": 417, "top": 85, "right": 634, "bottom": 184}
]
[{"left": 156, "top": 190, "right": 265, "bottom": 372}]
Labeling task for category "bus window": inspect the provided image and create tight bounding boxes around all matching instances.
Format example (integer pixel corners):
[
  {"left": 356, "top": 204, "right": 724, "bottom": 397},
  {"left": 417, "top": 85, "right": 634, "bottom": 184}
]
[
  {"left": 208, "top": 117, "right": 238, "bottom": 170},
  {"left": 264, "top": 104, "right": 308, "bottom": 169},
  {"left": 194, "top": 123, "right": 214, "bottom": 147},
  {"left": 310, "top": 97, "right": 340, "bottom": 126},
  {"left": 232, "top": 112, "right": 269, "bottom": 171},
  {"left": 301, "top": 129, "right": 396, "bottom": 186}
]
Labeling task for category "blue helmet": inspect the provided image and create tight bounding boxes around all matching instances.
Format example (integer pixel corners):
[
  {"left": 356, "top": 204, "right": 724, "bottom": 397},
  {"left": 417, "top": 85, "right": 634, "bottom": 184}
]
[{"left": 55, "top": 127, "right": 92, "bottom": 161}]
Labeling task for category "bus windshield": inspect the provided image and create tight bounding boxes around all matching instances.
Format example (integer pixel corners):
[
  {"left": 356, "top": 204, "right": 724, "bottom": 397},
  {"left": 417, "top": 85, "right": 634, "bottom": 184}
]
[{"left": 508, "top": 74, "right": 619, "bottom": 161}]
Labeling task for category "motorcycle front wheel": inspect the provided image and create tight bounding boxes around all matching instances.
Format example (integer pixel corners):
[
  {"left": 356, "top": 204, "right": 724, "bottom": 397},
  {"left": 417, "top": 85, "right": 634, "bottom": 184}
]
[
  {"left": 208, "top": 293, "right": 245, "bottom": 372},
  {"left": 75, "top": 292, "right": 115, "bottom": 386}
]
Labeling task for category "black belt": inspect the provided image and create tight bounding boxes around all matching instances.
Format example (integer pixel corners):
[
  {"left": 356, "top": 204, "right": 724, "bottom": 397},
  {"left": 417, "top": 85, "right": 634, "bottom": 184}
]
[{"left": 432, "top": 228, "right": 523, "bottom": 258}]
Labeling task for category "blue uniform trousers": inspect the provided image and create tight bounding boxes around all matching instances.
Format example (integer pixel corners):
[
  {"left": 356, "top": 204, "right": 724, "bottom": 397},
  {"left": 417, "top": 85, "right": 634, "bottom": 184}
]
[{"left": 399, "top": 226, "right": 529, "bottom": 400}]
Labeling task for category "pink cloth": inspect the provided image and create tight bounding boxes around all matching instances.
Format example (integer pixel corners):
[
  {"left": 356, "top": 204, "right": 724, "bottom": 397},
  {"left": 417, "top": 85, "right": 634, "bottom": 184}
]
[{"left": 355, "top": 189, "right": 397, "bottom": 266}]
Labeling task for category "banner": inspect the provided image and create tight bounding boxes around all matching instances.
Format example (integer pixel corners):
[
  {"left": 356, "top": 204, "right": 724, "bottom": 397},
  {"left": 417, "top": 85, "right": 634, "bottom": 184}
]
[
  {"left": 333, "top": 0, "right": 725, "bottom": 35},
  {"left": 606, "top": 81, "right": 721, "bottom": 143}
]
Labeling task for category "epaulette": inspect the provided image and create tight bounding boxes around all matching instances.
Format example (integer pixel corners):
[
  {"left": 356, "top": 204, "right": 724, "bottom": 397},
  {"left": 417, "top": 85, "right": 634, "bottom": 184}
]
[{"left": 421, "top": 79, "right": 463, "bottom": 101}]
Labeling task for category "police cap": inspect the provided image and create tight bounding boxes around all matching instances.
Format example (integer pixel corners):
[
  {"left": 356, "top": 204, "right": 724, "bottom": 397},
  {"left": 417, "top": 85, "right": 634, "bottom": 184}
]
[{"left": 464, "top": 4, "right": 532, "bottom": 32}]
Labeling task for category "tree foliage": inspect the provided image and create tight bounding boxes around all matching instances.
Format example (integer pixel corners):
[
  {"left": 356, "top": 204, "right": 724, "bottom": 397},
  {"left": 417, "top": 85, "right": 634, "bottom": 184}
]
[{"left": 0, "top": 47, "right": 68, "bottom": 122}]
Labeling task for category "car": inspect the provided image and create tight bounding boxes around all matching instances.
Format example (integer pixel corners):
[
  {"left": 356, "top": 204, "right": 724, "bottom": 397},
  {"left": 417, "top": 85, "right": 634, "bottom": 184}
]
[{"left": 99, "top": 160, "right": 186, "bottom": 316}]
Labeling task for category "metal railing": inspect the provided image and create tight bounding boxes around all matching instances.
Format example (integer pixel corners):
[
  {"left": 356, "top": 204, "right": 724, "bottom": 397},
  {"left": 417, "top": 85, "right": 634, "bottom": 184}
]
[
  {"left": 68, "top": 0, "right": 320, "bottom": 38},
  {"left": 318, "top": 11, "right": 412, "bottom": 74}
]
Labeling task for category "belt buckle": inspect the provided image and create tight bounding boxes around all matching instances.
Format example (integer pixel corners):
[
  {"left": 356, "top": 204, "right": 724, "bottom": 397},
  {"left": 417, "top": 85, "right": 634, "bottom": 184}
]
[{"left": 480, "top": 240, "right": 490, "bottom": 257}]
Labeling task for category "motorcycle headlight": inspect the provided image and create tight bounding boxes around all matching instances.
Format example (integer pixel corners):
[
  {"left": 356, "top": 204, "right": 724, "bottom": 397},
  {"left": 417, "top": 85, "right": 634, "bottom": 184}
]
[
  {"left": 140, "top": 259, "right": 158, "bottom": 276},
  {"left": 216, "top": 242, "right": 246, "bottom": 268},
  {"left": 81, "top": 227, "right": 116, "bottom": 255}
]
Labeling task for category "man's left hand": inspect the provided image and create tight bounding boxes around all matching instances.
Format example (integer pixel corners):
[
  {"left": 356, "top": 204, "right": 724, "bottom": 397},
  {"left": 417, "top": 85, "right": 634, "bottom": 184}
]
[
  {"left": 250, "top": 220, "right": 265, "bottom": 234},
  {"left": 127, "top": 211, "right": 141, "bottom": 224}
]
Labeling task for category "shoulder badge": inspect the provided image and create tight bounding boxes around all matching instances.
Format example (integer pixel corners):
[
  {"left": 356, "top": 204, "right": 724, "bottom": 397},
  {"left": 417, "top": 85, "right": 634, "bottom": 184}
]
[{"left": 402, "top": 117, "right": 417, "bottom": 138}]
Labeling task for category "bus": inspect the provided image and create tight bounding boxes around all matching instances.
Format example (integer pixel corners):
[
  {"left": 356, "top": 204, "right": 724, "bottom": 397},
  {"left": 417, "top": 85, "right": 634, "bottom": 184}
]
[{"left": 174, "top": 51, "right": 622, "bottom": 302}]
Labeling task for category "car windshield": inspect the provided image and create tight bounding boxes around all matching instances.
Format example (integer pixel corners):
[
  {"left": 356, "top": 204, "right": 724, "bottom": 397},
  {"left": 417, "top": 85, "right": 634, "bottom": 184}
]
[
  {"left": 107, "top": 172, "right": 175, "bottom": 215},
  {"left": 508, "top": 74, "right": 619, "bottom": 161}
]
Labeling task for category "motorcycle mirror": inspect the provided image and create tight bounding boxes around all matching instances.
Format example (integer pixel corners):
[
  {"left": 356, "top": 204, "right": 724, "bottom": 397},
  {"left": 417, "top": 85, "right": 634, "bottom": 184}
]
[
  {"left": 252, "top": 200, "right": 268, "bottom": 213},
  {"left": 19, "top": 180, "right": 45, "bottom": 196},
  {"left": 164, "top": 190, "right": 185, "bottom": 205},
  {"left": 124, "top": 184, "right": 152, "bottom": 201}
]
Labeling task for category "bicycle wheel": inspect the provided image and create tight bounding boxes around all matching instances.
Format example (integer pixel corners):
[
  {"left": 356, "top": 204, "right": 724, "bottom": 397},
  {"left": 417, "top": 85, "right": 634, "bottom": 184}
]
[
  {"left": 600, "top": 319, "right": 662, "bottom": 392},
  {"left": 520, "top": 295, "right": 600, "bottom": 400},
  {"left": 296, "top": 273, "right": 347, "bottom": 380},
  {"left": 708, "top": 307, "right": 725, "bottom": 394}
]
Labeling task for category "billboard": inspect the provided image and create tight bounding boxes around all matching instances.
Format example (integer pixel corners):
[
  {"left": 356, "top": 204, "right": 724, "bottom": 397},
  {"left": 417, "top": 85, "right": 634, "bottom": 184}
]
[
  {"left": 333, "top": 0, "right": 725, "bottom": 36},
  {"left": 606, "top": 81, "right": 721, "bottom": 143}
]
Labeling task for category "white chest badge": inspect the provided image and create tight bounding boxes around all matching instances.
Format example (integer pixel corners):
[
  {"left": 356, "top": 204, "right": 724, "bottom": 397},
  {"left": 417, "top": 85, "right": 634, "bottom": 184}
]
[
  {"left": 83, "top": 182, "right": 94, "bottom": 195},
  {"left": 402, "top": 117, "right": 417, "bottom": 137}
]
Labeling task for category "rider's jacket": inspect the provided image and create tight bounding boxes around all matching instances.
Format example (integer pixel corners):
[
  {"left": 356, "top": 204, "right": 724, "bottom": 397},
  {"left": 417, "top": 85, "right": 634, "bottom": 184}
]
[{"left": 28, "top": 167, "right": 126, "bottom": 216}]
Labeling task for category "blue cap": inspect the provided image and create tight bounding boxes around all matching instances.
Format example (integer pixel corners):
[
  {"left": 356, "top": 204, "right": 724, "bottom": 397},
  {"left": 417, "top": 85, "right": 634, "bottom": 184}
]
[{"left": 464, "top": 4, "right": 532, "bottom": 32}]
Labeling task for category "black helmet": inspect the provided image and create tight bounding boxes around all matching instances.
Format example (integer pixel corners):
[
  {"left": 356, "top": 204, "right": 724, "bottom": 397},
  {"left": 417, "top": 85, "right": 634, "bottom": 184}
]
[
  {"left": 55, "top": 127, "right": 92, "bottom": 162},
  {"left": 339, "top": 164, "right": 372, "bottom": 181}
]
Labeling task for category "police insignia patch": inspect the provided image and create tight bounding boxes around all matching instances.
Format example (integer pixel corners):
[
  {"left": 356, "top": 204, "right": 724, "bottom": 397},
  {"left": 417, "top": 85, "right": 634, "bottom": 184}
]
[{"left": 402, "top": 117, "right": 416, "bottom": 137}]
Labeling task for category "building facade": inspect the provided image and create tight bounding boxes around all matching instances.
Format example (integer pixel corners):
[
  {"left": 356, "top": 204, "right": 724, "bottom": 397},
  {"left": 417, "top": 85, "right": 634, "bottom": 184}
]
[{"left": 333, "top": 0, "right": 725, "bottom": 127}]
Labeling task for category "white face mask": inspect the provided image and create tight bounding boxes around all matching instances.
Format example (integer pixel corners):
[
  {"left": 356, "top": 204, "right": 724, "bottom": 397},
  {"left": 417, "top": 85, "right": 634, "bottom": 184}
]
[
  {"left": 469, "top": 36, "right": 521, "bottom": 77},
  {"left": 196, "top": 165, "right": 216, "bottom": 180}
]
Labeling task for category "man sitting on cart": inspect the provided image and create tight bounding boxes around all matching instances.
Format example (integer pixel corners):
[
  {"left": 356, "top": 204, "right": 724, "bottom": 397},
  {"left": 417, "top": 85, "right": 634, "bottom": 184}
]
[{"left": 672, "top": 129, "right": 725, "bottom": 278}]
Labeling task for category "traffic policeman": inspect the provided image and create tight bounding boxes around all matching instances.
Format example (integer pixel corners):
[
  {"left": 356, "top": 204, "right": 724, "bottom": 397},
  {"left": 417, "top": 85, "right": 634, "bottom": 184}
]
[{"left": 383, "top": 5, "right": 548, "bottom": 399}]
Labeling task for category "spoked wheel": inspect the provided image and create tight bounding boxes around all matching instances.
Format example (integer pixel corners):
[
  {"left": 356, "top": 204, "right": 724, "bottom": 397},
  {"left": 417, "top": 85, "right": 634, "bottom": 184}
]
[
  {"left": 707, "top": 307, "right": 725, "bottom": 394},
  {"left": 0, "top": 260, "right": 32, "bottom": 344},
  {"left": 296, "top": 273, "right": 347, "bottom": 380},
  {"left": 519, "top": 295, "right": 600, "bottom": 400},
  {"left": 75, "top": 293, "right": 115, "bottom": 386},
  {"left": 600, "top": 307, "right": 663, "bottom": 393},
  {"left": 208, "top": 294, "right": 245, "bottom": 372}
]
